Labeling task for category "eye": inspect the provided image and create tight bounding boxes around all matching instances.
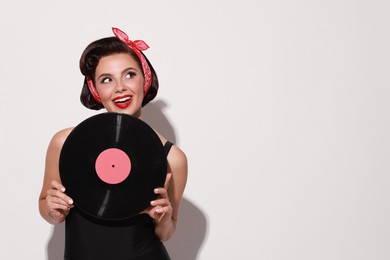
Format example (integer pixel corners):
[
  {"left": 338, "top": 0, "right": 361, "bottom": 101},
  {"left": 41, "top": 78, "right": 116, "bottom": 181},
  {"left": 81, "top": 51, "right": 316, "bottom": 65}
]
[
  {"left": 101, "top": 77, "right": 111, "bottom": 84},
  {"left": 125, "top": 71, "right": 136, "bottom": 79}
]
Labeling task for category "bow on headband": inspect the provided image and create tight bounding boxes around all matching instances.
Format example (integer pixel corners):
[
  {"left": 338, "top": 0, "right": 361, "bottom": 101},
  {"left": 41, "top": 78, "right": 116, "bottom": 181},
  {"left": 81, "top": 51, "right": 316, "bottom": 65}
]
[
  {"left": 87, "top": 27, "right": 152, "bottom": 104},
  {"left": 112, "top": 27, "right": 149, "bottom": 51}
]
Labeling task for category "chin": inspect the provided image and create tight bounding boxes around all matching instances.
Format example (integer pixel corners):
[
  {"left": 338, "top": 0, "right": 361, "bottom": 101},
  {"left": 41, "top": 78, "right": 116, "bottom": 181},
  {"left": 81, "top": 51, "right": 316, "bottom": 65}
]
[{"left": 104, "top": 102, "right": 141, "bottom": 117}]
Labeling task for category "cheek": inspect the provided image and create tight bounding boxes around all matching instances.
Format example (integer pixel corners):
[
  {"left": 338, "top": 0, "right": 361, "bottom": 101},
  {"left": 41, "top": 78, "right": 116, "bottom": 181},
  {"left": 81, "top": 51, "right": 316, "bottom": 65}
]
[
  {"left": 96, "top": 86, "right": 112, "bottom": 100},
  {"left": 127, "top": 79, "right": 145, "bottom": 97},
  {"left": 136, "top": 78, "right": 146, "bottom": 94}
]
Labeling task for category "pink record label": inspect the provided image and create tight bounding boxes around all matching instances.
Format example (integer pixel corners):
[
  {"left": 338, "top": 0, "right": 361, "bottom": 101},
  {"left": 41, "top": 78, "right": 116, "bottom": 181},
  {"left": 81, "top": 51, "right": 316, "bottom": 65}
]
[{"left": 95, "top": 148, "right": 131, "bottom": 184}]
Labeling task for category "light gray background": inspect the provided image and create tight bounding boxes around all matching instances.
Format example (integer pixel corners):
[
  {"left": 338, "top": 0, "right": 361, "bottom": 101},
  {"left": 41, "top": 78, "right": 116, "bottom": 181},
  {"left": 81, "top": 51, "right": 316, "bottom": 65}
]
[{"left": 1, "top": 0, "right": 389, "bottom": 259}]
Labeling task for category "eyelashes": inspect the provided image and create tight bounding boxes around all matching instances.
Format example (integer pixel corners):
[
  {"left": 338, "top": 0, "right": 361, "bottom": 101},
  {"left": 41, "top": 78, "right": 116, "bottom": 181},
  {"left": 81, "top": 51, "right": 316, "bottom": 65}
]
[
  {"left": 101, "top": 77, "right": 111, "bottom": 84},
  {"left": 125, "top": 71, "right": 137, "bottom": 79},
  {"left": 100, "top": 71, "right": 137, "bottom": 84}
]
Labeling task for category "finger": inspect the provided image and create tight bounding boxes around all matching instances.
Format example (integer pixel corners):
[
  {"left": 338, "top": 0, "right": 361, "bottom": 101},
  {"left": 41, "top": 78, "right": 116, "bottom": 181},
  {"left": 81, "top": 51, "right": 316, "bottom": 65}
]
[
  {"left": 151, "top": 197, "right": 170, "bottom": 207},
  {"left": 155, "top": 205, "right": 172, "bottom": 214},
  {"left": 48, "top": 200, "right": 72, "bottom": 211},
  {"left": 47, "top": 189, "right": 74, "bottom": 206},
  {"left": 154, "top": 187, "right": 168, "bottom": 198},
  {"left": 51, "top": 180, "right": 66, "bottom": 192},
  {"left": 47, "top": 194, "right": 73, "bottom": 208},
  {"left": 157, "top": 213, "right": 167, "bottom": 223},
  {"left": 47, "top": 188, "right": 73, "bottom": 204}
]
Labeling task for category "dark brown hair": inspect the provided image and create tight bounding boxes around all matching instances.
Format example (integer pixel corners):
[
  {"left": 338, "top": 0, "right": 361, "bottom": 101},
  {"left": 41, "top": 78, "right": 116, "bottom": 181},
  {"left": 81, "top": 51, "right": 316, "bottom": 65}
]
[{"left": 79, "top": 37, "right": 158, "bottom": 110}]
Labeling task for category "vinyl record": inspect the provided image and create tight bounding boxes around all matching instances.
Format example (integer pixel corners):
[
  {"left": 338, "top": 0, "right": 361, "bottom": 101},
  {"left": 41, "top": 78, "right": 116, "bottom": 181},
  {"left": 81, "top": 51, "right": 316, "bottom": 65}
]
[{"left": 59, "top": 112, "right": 166, "bottom": 221}]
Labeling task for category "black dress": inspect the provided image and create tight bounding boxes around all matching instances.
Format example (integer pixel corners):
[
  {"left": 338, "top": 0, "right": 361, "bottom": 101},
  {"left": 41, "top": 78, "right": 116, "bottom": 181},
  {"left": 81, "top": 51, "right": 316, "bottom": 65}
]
[{"left": 64, "top": 142, "right": 173, "bottom": 260}]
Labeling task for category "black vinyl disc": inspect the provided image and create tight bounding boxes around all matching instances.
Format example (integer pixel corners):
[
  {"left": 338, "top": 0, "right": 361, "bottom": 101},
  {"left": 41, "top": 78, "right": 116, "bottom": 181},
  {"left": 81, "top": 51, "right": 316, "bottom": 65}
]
[{"left": 59, "top": 112, "right": 166, "bottom": 221}]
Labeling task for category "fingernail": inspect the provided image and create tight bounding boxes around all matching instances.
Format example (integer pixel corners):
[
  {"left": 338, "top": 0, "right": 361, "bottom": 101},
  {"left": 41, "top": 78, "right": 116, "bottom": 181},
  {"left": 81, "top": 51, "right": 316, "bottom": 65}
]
[
  {"left": 154, "top": 188, "right": 159, "bottom": 193},
  {"left": 61, "top": 187, "right": 66, "bottom": 192},
  {"left": 151, "top": 201, "right": 156, "bottom": 206},
  {"left": 69, "top": 199, "right": 73, "bottom": 204}
]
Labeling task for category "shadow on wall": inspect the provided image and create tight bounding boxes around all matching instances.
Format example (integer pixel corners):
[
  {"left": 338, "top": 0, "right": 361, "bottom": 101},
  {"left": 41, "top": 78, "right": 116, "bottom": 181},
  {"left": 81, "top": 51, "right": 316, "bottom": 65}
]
[
  {"left": 142, "top": 100, "right": 178, "bottom": 143},
  {"left": 165, "top": 198, "right": 208, "bottom": 260},
  {"left": 46, "top": 100, "right": 207, "bottom": 259},
  {"left": 46, "top": 222, "right": 65, "bottom": 260},
  {"left": 146, "top": 100, "right": 209, "bottom": 257},
  {"left": 146, "top": 100, "right": 209, "bottom": 259}
]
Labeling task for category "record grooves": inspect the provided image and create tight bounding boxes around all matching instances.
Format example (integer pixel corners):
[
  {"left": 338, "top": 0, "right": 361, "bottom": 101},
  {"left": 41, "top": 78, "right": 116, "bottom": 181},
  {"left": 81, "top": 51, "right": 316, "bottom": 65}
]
[{"left": 59, "top": 112, "right": 166, "bottom": 221}]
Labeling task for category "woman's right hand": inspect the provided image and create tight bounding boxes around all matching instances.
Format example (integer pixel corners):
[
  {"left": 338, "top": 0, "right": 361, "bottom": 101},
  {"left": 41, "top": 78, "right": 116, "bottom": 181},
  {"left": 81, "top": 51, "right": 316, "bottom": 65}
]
[{"left": 45, "top": 180, "right": 74, "bottom": 223}]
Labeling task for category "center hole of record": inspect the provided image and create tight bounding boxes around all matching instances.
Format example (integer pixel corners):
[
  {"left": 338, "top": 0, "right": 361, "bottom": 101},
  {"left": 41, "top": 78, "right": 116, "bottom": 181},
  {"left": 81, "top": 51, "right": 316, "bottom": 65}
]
[{"left": 95, "top": 148, "right": 131, "bottom": 184}]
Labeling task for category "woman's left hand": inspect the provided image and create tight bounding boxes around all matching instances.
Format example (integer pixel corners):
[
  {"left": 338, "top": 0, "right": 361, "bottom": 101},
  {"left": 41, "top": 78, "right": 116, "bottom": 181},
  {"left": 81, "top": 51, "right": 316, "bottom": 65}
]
[{"left": 144, "top": 173, "right": 173, "bottom": 226}]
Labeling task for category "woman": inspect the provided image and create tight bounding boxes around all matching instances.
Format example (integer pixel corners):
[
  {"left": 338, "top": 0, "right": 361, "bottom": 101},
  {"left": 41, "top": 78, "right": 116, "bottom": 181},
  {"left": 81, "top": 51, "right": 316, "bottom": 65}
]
[{"left": 38, "top": 28, "right": 188, "bottom": 259}]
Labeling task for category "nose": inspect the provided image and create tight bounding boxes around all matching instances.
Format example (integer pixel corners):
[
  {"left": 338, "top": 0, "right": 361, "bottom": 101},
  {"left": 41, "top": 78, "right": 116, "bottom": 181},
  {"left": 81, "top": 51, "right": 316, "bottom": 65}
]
[{"left": 115, "top": 80, "right": 126, "bottom": 93}]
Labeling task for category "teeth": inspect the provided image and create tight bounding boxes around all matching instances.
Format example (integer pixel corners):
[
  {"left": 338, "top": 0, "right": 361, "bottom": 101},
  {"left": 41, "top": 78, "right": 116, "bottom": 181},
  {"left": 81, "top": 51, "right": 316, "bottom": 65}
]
[{"left": 114, "top": 97, "right": 131, "bottom": 103}]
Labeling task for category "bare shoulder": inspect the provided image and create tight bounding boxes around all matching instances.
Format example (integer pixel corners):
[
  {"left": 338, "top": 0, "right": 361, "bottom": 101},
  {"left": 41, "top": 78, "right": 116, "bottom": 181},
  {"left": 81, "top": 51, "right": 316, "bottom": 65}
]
[
  {"left": 147, "top": 126, "right": 187, "bottom": 175},
  {"left": 153, "top": 130, "right": 187, "bottom": 168},
  {"left": 44, "top": 128, "right": 74, "bottom": 163},
  {"left": 48, "top": 127, "right": 74, "bottom": 150},
  {"left": 41, "top": 127, "right": 75, "bottom": 196},
  {"left": 167, "top": 144, "right": 187, "bottom": 170}
]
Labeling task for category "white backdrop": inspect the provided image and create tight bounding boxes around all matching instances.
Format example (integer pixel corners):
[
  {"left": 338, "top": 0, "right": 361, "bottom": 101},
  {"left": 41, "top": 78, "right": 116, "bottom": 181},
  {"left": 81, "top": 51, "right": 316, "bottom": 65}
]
[{"left": 1, "top": 0, "right": 389, "bottom": 259}]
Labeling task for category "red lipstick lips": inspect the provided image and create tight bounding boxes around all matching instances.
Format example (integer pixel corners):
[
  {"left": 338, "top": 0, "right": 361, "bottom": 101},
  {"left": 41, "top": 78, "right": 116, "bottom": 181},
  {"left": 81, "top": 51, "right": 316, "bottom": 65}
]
[{"left": 113, "top": 95, "right": 132, "bottom": 109}]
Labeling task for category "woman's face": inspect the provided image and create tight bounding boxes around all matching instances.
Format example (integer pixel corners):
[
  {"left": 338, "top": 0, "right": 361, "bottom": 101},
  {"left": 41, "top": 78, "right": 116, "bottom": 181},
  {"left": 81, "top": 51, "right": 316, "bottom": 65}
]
[{"left": 94, "top": 53, "right": 144, "bottom": 117}]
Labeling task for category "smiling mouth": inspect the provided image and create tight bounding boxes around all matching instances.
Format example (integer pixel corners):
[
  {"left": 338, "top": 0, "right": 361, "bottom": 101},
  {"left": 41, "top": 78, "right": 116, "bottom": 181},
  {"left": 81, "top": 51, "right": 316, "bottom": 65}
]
[
  {"left": 113, "top": 96, "right": 133, "bottom": 109},
  {"left": 114, "top": 96, "right": 131, "bottom": 103}
]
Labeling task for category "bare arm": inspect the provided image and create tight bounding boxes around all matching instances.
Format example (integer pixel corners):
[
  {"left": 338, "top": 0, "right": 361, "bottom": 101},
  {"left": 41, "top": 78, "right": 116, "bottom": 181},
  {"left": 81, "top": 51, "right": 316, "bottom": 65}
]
[
  {"left": 38, "top": 128, "right": 74, "bottom": 224},
  {"left": 145, "top": 144, "right": 188, "bottom": 241}
]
